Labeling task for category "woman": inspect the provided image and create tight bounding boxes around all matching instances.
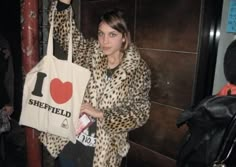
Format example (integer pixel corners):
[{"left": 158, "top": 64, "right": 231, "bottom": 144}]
[{"left": 49, "top": 0, "right": 151, "bottom": 166}]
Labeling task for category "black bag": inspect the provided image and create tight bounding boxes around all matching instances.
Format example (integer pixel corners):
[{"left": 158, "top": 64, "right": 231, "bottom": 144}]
[{"left": 176, "top": 95, "right": 236, "bottom": 167}]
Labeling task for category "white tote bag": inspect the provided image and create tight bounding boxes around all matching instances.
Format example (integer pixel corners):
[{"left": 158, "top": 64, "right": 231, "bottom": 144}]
[{"left": 19, "top": 11, "right": 91, "bottom": 143}]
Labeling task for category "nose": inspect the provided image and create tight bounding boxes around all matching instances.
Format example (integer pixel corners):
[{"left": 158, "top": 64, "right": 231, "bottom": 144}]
[{"left": 103, "top": 35, "right": 109, "bottom": 44}]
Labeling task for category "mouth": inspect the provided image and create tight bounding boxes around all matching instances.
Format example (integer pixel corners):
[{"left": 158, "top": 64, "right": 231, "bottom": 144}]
[{"left": 102, "top": 47, "right": 111, "bottom": 51}]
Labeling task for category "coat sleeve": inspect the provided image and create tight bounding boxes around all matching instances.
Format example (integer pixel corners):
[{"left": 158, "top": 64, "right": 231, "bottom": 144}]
[
  {"left": 102, "top": 60, "right": 151, "bottom": 134},
  {"left": 49, "top": 2, "right": 95, "bottom": 69}
]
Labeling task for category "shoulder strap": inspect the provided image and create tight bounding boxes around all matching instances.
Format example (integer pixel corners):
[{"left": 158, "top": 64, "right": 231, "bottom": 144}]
[
  {"left": 214, "top": 111, "right": 236, "bottom": 165},
  {"left": 176, "top": 96, "right": 215, "bottom": 127},
  {"left": 46, "top": 9, "right": 54, "bottom": 56},
  {"left": 176, "top": 108, "right": 195, "bottom": 127},
  {"left": 46, "top": 7, "right": 73, "bottom": 62}
]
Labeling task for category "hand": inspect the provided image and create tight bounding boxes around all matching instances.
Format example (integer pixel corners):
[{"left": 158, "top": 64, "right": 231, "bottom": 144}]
[
  {"left": 59, "top": 0, "right": 71, "bottom": 5},
  {"left": 80, "top": 103, "right": 103, "bottom": 119},
  {"left": 0, "top": 48, "right": 10, "bottom": 59},
  {"left": 2, "top": 105, "right": 13, "bottom": 118}
]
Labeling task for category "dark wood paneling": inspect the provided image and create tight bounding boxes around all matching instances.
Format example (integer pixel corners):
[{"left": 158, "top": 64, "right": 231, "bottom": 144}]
[
  {"left": 80, "top": 0, "right": 135, "bottom": 39},
  {"left": 126, "top": 141, "right": 176, "bottom": 167},
  {"left": 135, "top": 0, "right": 201, "bottom": 52},
  {"left": 129, "top": 102, "right": 188, "bottom": 159},
  {"left": 140, "top": 49, "right": 196, "bottom": 108}
]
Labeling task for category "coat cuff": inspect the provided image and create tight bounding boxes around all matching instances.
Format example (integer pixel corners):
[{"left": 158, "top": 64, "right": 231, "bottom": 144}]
[{"left": 57, "top": 0, "right": 70, "bottom": 11}]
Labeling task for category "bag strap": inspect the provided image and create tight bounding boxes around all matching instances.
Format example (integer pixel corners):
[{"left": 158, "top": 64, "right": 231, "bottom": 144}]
[
  {"left": 176, "top": 96, "right": 216, "bottom": 128},
  {"left": 47, "top": 7, "right": 73, "bottom": 62},
  {"left": 213, "top": 111, "right": 236, "bottom": 165}
]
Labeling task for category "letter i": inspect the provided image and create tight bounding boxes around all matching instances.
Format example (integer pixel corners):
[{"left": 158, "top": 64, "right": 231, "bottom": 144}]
[{"left": 31, "top": 72, "right": 47, "bottom": 97}]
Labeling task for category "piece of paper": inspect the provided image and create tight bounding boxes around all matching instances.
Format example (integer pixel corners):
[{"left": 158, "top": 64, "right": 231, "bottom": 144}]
[{"left": 227, "top": 0, "right": 236, "bottom": 33}]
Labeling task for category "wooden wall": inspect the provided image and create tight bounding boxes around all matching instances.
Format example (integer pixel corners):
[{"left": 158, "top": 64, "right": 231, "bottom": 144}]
[{"left": 76, "top": 0, "right": 202, "bottom": 166}]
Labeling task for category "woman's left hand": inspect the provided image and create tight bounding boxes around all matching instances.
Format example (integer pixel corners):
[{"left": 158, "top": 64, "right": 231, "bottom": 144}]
[{"left": 80, "top": 103, "right": 103, "bottom": 119}]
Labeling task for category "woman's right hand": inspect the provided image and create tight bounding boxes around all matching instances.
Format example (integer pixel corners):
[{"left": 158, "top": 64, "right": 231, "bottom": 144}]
[{"left": 59, "top": 0, "right": 71, "bottom": 5}]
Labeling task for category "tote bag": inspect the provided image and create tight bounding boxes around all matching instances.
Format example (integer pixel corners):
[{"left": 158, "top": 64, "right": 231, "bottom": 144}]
[{"left": 19, "top": 10, "right": 91, "bottom": 143}]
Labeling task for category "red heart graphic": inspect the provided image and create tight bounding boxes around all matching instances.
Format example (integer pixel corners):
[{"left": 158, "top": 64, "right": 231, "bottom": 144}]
[{"left": 50, "top": 78, "right": 73, "bottom": 104}]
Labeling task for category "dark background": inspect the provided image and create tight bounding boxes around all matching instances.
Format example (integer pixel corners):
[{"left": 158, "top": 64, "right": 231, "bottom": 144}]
[{"left": 0, "top": 1, "right": 22, "bottom": 121}]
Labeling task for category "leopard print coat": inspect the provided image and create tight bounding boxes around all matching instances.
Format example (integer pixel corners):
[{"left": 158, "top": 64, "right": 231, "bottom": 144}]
[{"left": 49, "top": 3, "right": 151, "bottom": 167}]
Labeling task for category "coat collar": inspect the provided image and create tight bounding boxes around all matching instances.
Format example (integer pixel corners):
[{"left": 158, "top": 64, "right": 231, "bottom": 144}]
[
  {"left": 119, "top": 43, "right": 140, "bottom": 75},
  {"left": 92, "top": 43, "right": 141, "bottom": 98},
  {"left": 94, "top": 43, "right": 141, "bottom": 77}
]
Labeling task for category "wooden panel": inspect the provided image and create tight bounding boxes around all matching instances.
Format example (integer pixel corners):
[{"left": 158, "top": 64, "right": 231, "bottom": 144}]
[
  {"left": 135, "top": 0, "right": 201, "bottom": 52},
  {"left": 126, "top": 141, "right": 176, "bottom": 167},
  {"left": 140, "top": 49, "right": 196, "bottom": 108},
  {"left": 129, "top": 102, "right": 188, "bottom": 159},
  {"left": 80, "top": 0, "right": 135, "bottom": 39}
]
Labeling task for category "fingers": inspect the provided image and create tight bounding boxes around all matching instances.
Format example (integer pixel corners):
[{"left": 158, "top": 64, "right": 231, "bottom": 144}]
[
  {"left": 80, "top": 103, "right": 92, "bottom": 114},
  {"left": 80, "top": 103, "right": 102, "bottom": 118},
  {"left": 59, "top": 0, "right": 71, "bottom": 5},
  {"left": 80, "top": 103, "right": 90, "bottom": 111}
]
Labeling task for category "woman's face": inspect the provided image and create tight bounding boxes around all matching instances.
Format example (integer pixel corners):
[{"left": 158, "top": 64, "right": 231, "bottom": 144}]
[{"left": 98, "top": 21, "right": 124, "bottom": 57}]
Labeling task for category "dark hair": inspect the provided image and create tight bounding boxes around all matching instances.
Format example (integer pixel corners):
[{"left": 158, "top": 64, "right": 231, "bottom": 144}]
[
  {"left": 99, "top": 9, "right": 130, "bottom": 51},
  {"left": 224, "top": 40, "right": 236, "bottom": 84}
]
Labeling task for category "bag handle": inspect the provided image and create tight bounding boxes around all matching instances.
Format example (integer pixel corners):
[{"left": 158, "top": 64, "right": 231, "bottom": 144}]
[
  {"left": 213, "top": 111, "right": 236, "bottom": 166},
  {"left": 47, "top": 7, "right": 73, "bottom": 62}
]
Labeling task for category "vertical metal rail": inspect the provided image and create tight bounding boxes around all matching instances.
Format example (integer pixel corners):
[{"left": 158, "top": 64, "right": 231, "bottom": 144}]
[{"left": 21, "top": 0, "right": 42, "bottom": 166}]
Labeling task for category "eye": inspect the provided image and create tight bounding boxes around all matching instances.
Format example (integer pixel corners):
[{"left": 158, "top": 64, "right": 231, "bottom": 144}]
[
  {"left": 98, "top": 31, "right": 104, "bottom": 37},
  {"left": 109, "top": 32, "right": 117, "bottom": 37}
]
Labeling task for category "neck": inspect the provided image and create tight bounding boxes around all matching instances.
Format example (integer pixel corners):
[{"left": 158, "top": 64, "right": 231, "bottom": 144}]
[{"left": 107, "top": 52, "right": 123, "bottom": 69}]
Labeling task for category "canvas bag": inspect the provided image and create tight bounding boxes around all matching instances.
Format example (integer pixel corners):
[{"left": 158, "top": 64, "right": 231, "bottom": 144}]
[{"left": 19, "top": 10, "right": 91, "bottom": 143}]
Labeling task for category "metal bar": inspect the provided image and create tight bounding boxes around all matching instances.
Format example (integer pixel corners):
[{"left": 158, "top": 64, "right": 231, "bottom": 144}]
[{"left": 21, "top": 0, "right": 42, "bottom": 166}]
